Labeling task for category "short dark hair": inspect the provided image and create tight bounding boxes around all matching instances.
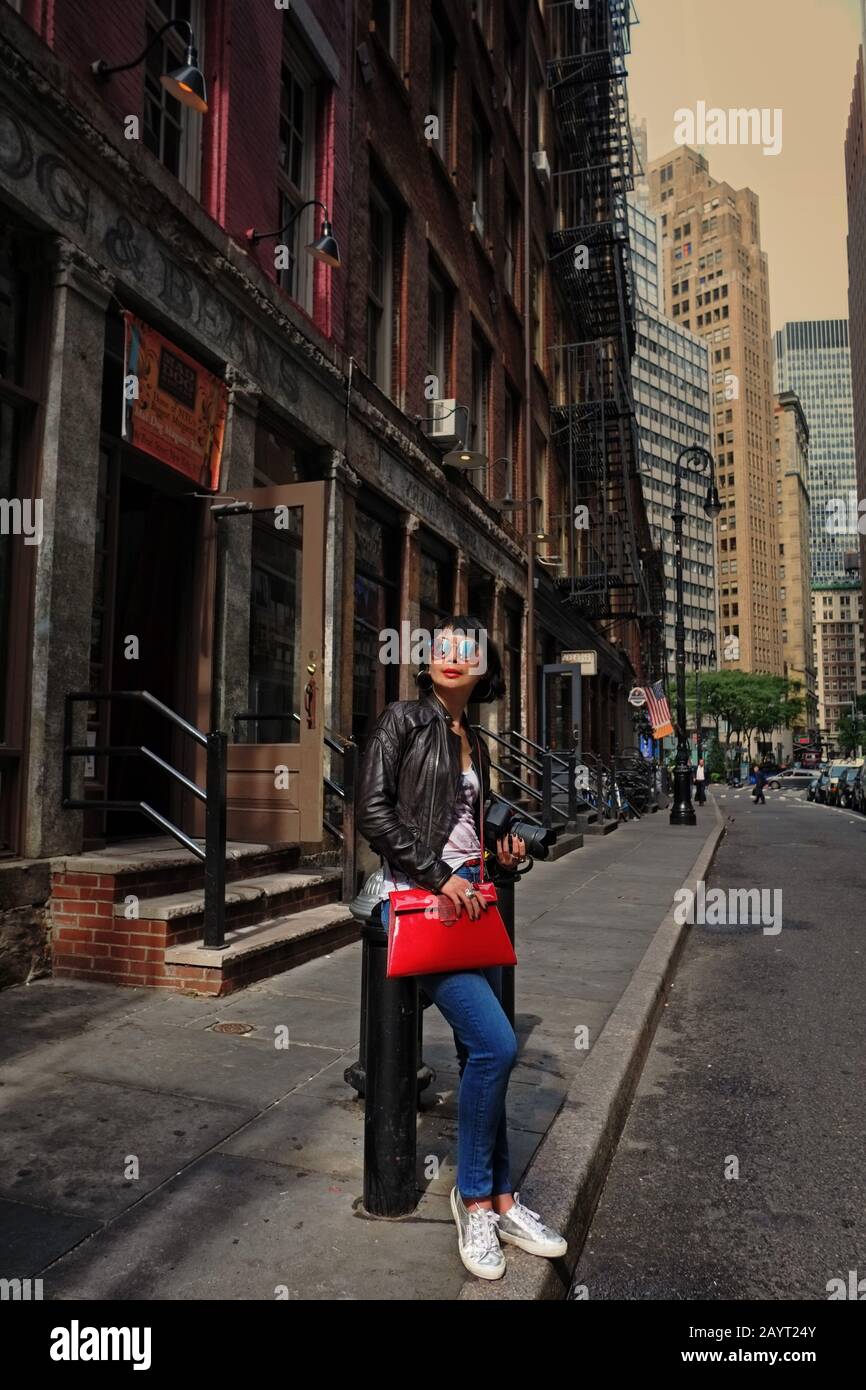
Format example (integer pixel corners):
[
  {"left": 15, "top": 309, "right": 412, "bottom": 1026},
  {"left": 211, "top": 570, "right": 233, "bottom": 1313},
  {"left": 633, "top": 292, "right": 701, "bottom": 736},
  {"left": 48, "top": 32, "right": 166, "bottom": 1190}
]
[{"left": 415, "top": 612, "right": 506, "bottom": 704}]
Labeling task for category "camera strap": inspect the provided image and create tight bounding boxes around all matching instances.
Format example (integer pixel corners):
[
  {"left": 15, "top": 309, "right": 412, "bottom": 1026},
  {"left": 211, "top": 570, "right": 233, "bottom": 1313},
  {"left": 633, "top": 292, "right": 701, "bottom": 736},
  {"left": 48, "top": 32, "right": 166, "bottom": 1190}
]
[{"left": 470, "top": 723, "right": 487, "bottom": 886}]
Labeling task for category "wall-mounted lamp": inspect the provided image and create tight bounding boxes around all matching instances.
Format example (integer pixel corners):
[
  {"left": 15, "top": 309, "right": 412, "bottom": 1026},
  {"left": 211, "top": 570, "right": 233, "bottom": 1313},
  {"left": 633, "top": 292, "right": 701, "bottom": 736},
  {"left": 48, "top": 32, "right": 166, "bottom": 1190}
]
[
  {"left": 493, "top": 494, "right": 549, "bottom": 543},
  {"left": 91, "top": 19, "right": 208, "bottom": 113},
  {"left": 442, "top": 445, "right": 488, "bottom": 469},
  {"left": 246, "top": 199, "right": 341, "bottom": 268}
]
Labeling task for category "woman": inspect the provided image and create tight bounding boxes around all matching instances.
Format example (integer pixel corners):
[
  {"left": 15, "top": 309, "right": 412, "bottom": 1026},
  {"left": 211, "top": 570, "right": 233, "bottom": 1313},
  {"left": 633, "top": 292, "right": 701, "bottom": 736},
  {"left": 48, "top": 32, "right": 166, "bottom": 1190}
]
[
  {"left": 694, "top": 756, "right": 706, "bottom": 805},
  {"left": 356, "top": 615, "right": 567, "bottom": 1280}
]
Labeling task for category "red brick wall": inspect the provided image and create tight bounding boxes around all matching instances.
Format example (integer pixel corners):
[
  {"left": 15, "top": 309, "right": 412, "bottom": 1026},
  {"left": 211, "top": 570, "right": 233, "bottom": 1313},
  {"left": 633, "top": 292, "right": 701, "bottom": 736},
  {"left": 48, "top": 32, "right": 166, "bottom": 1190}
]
[
  {"left": 346, "top": 0, "right": 551, "bottom": 494},
  {"left": 22, "top": 0, "right": 348, "bottom": 346}
]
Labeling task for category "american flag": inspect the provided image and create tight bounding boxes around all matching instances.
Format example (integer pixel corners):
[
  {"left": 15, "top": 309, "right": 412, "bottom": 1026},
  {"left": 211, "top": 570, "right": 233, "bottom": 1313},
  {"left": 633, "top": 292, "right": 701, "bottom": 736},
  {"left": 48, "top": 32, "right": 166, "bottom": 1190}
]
[{"left": 642, "top": 680, "right": 674, "bottom": 738}]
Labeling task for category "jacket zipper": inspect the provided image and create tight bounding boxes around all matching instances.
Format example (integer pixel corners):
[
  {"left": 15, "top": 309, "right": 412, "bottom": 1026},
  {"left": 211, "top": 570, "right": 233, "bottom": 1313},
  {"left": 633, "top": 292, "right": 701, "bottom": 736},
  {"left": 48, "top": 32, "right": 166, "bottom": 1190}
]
[{"left": 426, "top": 716, "right": 441, "bottom": 847}]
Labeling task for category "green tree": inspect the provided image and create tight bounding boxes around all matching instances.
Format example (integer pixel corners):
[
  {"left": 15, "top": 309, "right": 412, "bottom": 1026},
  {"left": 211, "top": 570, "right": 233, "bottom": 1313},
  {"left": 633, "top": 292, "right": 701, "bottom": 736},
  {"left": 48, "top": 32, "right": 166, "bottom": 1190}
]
[{"left": 837, "top": 695, "right": 866, "bottom": 756}]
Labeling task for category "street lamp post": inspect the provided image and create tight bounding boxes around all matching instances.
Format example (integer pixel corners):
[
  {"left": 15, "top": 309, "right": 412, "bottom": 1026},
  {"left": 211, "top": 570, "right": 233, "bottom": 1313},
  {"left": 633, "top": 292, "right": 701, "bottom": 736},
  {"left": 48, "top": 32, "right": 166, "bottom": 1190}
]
[
  {"left": 671, "top": 447, "right": 721, "bottom": 827},
  {"left": 693, "top": 627, "right": 715, "bottom": 764}
]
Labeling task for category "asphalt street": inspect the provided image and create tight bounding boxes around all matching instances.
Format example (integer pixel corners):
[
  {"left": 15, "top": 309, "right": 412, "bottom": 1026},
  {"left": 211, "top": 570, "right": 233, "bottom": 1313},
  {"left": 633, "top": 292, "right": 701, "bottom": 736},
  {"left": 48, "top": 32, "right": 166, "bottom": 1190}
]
[{"left": 570, "top": 785, "right": 866, "bottom": 1300}]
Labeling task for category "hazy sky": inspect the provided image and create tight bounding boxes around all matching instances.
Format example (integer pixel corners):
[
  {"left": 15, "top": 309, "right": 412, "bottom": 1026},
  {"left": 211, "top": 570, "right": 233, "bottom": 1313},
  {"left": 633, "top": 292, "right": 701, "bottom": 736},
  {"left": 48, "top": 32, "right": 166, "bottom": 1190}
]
[{"left": 628, "top": 0, "right": 863, "bottom": 331}]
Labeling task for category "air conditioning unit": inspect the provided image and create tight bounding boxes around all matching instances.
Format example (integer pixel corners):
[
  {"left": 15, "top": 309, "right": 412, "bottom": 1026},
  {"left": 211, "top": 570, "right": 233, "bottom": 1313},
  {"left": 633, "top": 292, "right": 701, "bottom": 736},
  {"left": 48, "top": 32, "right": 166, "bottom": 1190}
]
[
  {"left": 425, "top": 399, "right": 464, "bottom": 448},
  {"left": 532, "top": 149, "right": 551, "bottom": 182}
]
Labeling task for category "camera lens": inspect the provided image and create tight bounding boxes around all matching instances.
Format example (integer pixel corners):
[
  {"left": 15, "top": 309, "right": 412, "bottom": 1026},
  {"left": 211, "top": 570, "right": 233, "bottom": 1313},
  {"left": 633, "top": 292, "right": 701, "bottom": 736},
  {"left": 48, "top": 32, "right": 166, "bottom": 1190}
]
[{"left": 511, "top": 819, "right": 553, "bottom": 860}]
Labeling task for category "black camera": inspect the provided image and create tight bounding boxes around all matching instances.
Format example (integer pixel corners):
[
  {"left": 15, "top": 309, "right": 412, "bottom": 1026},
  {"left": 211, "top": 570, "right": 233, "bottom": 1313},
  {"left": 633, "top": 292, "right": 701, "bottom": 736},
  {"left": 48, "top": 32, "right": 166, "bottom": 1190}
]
[{"left": 484, "top": 800, "right": 555, "bottom": 861}]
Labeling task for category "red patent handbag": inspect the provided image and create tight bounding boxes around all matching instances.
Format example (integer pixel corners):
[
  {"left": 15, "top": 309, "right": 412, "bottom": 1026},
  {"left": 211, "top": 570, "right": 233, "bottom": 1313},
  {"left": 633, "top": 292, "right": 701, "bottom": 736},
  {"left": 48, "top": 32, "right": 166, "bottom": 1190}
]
[{"left": 384, "top": 729, "right": 518, "bottom": 978}]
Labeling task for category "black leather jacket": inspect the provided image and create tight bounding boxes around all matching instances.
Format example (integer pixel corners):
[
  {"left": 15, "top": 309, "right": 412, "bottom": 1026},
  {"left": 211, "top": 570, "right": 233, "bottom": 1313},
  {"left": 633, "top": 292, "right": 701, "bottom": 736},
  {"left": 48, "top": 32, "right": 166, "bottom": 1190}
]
[{"left": 356, "top": 691, "right": 512, "bottom": 893}]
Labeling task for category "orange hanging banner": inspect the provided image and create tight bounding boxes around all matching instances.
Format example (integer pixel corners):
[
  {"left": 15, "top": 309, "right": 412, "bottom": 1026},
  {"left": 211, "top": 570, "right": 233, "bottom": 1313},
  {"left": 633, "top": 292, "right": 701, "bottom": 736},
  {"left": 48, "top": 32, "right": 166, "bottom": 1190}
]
[{"left": 121, "top": 311, "right": 227, "bottom": 491}]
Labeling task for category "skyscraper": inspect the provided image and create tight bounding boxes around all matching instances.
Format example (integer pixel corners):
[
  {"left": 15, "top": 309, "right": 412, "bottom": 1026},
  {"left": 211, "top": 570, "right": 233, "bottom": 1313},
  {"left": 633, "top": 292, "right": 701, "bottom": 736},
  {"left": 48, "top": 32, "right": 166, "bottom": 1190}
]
[
  {"left": 647, "top": 147, "right": 782, "bottom": 675},
  {"left": 773, "top": 320, "right": 857, "bottom": 585},
  {"left": 629, "top": 197, "right": 716, "bottom": 688},
  {"left": 845, "top": 41, "right": 866, "bottom": 619},
  {"left": 773, "top": 391, "right": 817, "bottom": 742}
]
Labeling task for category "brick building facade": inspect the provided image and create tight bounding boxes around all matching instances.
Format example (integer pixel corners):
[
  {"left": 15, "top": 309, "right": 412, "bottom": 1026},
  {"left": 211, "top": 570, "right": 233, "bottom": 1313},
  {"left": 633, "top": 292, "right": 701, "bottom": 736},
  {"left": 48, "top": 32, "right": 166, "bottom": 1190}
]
[{"left": 0, "top": 0, "right": 658, "bottom": 988}]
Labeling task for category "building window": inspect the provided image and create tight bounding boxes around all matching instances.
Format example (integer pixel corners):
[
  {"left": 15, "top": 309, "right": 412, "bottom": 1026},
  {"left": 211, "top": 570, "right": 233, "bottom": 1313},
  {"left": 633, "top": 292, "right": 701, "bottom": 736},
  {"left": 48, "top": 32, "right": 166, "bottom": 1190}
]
[
  {"left": 277, "top": 47, "right": 319, "bottom": 312},
  {"left": 469, "top": 328, "right": 491, "bottom": 457},
  {"left": 144, "top": 0, "right": 204, "bottom": 195},
  {"left": 530, "top": 252, "right": 544, "bottom": 365},
  {"left": 373, "top": 0, "right": 402, "bottom": 62},
  {"left": 503, "top": 383, "right": 519, "bottom": 500},
  {"left": 504, "top": 186, "right": 520, "bottom": 300},
  {"left": 531, "top": 72, "right": 544, "bottom": 151},
  {"left": 419, "top": 538, "right": 454, "bottom": 634},
  {"left": 471, "top": 110, "right": 490, "bottom": 237},
  {"left": 504, "top": 21, "right": 520, "bottom": 119},
  {"left": 429, "top": 14, "right": 453, "bottom": 168},
  {"left": 427, "top": 263, "right": 452, "bottom": 399},
  {"left": 354, "top": 506, "right": 400, "bottom": 748},
  {"left": 367, "top": 183, "right": 396, "bottom": 397}
]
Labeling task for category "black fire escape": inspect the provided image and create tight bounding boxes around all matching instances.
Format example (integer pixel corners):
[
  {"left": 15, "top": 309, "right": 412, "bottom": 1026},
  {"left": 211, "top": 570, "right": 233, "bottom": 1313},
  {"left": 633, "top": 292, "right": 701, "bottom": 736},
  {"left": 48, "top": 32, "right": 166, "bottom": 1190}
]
[{"left": 545, "top": 0, "right": 664, "bottom": 676}]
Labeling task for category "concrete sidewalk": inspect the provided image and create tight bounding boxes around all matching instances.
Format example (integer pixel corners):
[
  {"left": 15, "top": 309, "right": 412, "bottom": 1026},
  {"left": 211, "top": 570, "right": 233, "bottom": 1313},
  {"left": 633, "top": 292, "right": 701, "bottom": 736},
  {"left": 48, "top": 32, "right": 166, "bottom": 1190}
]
[{"left": 0, "top": 799, "right": 723, "bottom": 1301}]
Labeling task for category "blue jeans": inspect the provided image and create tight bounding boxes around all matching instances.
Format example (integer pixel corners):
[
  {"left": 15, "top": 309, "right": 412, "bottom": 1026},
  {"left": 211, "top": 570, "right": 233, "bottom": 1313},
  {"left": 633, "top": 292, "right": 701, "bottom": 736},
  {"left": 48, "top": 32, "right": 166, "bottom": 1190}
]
[{"left": 379, "top": 863, "right": 518, "bottom": 1200}]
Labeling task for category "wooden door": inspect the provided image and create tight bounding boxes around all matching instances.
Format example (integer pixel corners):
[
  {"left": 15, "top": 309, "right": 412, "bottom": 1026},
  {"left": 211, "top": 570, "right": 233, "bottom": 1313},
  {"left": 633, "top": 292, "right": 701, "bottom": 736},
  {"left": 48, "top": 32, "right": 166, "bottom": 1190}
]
[{"left": 222, "top": 482, "right": 326, "bottom": 844}]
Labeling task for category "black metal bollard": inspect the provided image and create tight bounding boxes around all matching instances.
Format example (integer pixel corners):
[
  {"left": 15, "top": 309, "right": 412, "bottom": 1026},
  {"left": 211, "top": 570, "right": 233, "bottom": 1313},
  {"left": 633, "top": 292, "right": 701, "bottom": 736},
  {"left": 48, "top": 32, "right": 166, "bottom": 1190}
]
[
  {"left": 498, "top": 876, "right": 516, "bottom": 1029},
  {"left": 360, "top": 913, "right": 419, "bottom": 1217},
  {"left": 345, "top": 907, "right": 435, "bottom": 1102}
]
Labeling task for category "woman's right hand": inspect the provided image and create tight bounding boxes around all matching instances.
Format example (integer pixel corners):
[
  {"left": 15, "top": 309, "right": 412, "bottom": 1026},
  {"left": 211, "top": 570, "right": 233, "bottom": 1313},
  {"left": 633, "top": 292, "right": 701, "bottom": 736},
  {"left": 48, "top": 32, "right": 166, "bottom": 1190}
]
[{"left": 440, "top": 874, "right": 483, "bottom": 920}]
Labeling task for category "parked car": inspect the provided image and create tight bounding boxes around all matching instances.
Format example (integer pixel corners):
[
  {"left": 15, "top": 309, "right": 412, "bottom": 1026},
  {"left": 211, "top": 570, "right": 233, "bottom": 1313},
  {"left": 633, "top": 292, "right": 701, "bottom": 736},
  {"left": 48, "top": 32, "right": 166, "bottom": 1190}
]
[
  {"left": 806, "top": 775, "right": 820, "bottom": 802},
  {"left": 814, "top": 768, "right": 832, "bottom": 804},
  {"left": 826, "top": 763, "right": 854, "bottom": 807},
  {"left": 839, "top": 761, "right": 864, "bottom": 810},
  {"left": 851, "top": 765, "right": 866, "bottom": 814},
  {"left": 772, "top": 771, "right": 814, "bottom": 793}
]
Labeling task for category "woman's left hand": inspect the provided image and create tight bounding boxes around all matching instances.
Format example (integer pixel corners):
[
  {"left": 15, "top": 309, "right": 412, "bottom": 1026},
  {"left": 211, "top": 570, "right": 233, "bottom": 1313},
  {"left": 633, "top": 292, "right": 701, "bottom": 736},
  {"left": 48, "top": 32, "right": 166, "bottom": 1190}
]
[{"left": 496, "top": 834, "right": 526, "bottom": 869}]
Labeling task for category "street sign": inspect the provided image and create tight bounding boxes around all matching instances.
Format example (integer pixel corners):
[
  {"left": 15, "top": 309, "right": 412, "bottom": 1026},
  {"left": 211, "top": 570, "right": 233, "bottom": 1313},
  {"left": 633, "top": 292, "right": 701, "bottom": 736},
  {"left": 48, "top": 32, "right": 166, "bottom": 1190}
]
[
  {"left": 627, "top": 686, "right": 647, "bottom": 707},
  {"left": 561, "top": 650, "right": 597, "bottom": 674}
]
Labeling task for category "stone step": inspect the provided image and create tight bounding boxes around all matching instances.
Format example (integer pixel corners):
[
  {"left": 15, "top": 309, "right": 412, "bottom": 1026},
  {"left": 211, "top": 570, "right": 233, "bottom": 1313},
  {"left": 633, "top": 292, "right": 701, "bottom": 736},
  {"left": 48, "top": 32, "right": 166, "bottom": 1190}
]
[
  {"left": 52, "top": 837, "right": 299, "bottom": 900},
  {"left": 113, "top": 870, "right": 342, "bottom": 942},
  {"left": 163, "top": 902, "right": 360, "bottom": 995},
  {"left": 582, "top": 818, "right": 619, "bottom": 836},
  {"left": 547, "top": 830, "right": 584, "bottom": 861}
]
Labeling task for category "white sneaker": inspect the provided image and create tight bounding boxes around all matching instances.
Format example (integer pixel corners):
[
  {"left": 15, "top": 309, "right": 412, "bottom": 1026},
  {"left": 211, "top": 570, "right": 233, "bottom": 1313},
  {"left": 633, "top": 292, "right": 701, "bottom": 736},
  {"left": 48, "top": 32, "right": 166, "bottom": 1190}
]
[
  {"left": 450, "top": 1187, "right": 506, "bottom": 1280},
  {"left": 497, "top": 1192, "right": 568, "bottom": 1258}
]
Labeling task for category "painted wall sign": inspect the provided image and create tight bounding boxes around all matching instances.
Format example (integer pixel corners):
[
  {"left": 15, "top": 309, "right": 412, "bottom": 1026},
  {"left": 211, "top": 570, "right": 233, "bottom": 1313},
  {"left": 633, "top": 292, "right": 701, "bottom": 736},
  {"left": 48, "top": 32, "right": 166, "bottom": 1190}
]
[
  {"left": 122, "top": 312, "right": 227, "bottom": 490},
  {"left": 561, "top": 650, "right": 597, "bottom": 674}
]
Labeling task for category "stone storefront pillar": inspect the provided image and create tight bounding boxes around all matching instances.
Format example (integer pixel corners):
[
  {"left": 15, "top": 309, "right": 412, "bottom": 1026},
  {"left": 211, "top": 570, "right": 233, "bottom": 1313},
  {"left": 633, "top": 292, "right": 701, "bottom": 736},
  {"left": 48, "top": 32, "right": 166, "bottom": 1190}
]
[
  {"left": 318, "top": 448, "right": 360, "bottom": 741},
  {"left": 209, "top": 370, "right": 260, "bottom": 735},
  {"left": 399, "top": 515, "right": 420, "bottom": 700},
  {"left": 23, "top": 240, "right": 112, "bottom": 859}
]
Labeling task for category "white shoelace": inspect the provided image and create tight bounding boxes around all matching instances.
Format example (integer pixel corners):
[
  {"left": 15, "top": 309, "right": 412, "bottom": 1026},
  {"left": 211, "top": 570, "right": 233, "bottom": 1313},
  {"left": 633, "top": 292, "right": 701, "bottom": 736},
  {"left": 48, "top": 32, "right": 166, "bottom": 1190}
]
[
  {"left": 467, "top": 1207, "right": 501, "bottom": 1257},
  {"left": 510, "top": 1195, "right": 545, "bottom": 1234}
]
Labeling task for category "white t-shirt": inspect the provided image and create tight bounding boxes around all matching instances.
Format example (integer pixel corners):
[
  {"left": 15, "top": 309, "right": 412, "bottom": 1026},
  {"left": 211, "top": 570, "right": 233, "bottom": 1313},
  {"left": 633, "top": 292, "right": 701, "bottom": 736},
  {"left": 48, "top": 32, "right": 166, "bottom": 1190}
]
[
  {"left": 379, "top": 767, "right": 482, "bottom": 897},
  {"left": 695, "top": 764, "right": 705, "bottom": 781}
]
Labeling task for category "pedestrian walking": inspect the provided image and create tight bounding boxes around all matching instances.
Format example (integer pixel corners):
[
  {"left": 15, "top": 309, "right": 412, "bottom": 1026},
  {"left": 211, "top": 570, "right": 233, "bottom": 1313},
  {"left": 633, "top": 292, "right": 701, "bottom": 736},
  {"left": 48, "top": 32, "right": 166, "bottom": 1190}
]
[
  {"left": 356, "top": 614, "right": 567, "bottom": 1280},
  {"left": 694, "top": 756, "right": 707, "bottom": 805},
  {"left": 752, "top": 763, "right": 767, "bottom": 805}
]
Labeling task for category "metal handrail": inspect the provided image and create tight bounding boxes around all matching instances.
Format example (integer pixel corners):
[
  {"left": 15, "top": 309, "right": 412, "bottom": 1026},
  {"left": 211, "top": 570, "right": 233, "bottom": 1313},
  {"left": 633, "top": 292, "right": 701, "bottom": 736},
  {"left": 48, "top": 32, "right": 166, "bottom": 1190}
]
[
  {"left": 63, "top": 691, "right": 227, "bottom": 947},
  {"left": 473, "top": 727, "right": 547, "bottom": 780},
  {"left": 474, "top": 727, "right": 571, "bottom": 829},
  {"left": 506, "top": 728, "right": 571, "bottom": 770}
]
